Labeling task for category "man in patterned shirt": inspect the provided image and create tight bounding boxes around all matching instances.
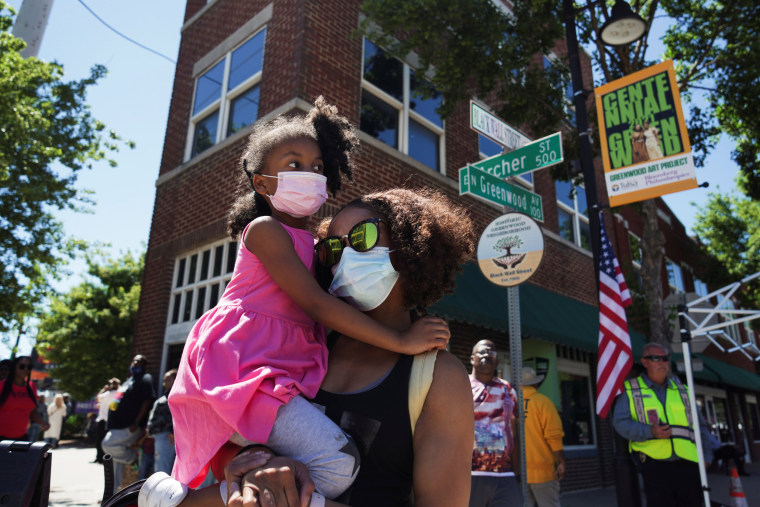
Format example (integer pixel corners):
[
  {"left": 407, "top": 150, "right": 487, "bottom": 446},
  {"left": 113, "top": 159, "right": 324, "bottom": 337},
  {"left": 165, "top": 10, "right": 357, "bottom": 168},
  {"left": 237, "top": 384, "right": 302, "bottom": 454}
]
[
  {"left": 147, "top": 368, "right": 177, "bottom": 474},
  {"left": 469, "top": 339, "right": 522, "bottom": 506}
]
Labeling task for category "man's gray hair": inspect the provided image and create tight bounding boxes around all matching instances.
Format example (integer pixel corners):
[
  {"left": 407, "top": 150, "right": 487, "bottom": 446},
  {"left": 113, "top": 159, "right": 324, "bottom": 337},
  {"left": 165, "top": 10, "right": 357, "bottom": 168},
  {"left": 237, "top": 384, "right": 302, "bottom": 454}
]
[{"left": 641, "top": 342, "right": 669, "bottom": 357}]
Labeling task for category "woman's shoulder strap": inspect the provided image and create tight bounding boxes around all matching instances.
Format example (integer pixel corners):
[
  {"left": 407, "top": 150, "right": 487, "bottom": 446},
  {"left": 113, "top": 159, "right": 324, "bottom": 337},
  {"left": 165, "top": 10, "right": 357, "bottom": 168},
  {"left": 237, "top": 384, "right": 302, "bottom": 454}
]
[{"left": 409, "top": 350, "right": 438, "bottom": 437}]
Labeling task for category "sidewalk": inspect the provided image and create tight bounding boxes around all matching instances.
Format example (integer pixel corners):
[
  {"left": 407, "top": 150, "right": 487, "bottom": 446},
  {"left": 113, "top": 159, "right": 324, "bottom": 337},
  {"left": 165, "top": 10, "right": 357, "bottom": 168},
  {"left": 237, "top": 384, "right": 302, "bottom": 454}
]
[
  {"left": 561, "top": 460, "right": 760, "bottom": 506},
  {"left": 48, "top": 439, "right": 105, "bottom": 506},
  {"left": 45, "top": 440, "right": 760, "bottom": 506}
]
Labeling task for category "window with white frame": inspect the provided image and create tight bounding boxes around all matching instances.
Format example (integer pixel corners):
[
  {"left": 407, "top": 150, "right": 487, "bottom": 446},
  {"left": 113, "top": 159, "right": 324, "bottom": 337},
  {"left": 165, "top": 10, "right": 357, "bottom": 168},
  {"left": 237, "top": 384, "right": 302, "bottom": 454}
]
[
  {"left": 543, "top": 55, "right": 575, "bottom": 126},
  {"left": 187, "top": 28, "right": 266, "bottom": 159},
  {"left": 167, "top": 239, "right": 239, "bottom": 330},
  {"left": 719, "top": 298, "right": 743, "bottom": 343},
  {"left": 555, "top": 180, "right": 589, "bottom": 250},
  {"left": 743, "top": 319, "right": 757, "bottom": 346},
  {"left": 694, "top": 278, "right": 709, "bottom": 298},
  {"left": 665, "top": 259, "right": 684, "bottom": 294},
  {"left": 360, "top": 38, "right": 444, "bottom": 172},
  {"left": 478, "top": 134, "right": 533, "bottom": 188},
  {"left": 557, "top": 358, "right": 596, "bottom": 448}
]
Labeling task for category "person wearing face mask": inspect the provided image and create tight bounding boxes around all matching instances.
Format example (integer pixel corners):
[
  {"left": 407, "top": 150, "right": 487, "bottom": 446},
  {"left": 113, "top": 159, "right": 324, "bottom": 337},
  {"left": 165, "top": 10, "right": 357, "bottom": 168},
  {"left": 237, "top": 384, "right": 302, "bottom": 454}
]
[
  {"left": 149, "top": 99, "right": 450, "bottom": 507},
  {"left": 200, "top": 188, "right": 476, "bottom": 507},
  {"left": 102, "top": 355, "right": 156, "bottom": 489}
]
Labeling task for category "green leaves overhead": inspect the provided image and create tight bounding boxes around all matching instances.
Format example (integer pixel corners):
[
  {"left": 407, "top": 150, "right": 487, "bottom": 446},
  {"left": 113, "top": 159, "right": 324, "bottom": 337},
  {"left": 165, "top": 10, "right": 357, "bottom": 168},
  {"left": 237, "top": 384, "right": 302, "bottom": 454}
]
[
  {"left": 693, "top": 193, "right": 760, "bottom": 314},
  {"left": 0, "top": 1, "right": 130, "bottom": 334},
  {"left": 35, "top": 250, "right": 144, "bottom": 400}
]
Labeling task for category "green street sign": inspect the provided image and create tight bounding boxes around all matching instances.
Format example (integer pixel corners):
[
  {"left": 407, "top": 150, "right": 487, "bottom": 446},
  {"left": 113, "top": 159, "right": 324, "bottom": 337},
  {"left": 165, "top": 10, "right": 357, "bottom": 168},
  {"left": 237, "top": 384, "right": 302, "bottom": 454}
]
[
  {"left": 459, "top": 165, "right": 544, "bottom": 222},
  {"left": 472, "top": 132, "right": 563, "bottom": 179}
]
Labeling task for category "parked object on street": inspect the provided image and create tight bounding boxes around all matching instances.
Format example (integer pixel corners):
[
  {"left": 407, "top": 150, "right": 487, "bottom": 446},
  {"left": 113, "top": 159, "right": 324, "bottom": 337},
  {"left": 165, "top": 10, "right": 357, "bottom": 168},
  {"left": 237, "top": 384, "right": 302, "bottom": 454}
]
[
  {"left": 0, "top": 440, "right": 52, "bottom": 506},
  {"left": 730, "top": 467, "right": 748, "bottom": 507}
]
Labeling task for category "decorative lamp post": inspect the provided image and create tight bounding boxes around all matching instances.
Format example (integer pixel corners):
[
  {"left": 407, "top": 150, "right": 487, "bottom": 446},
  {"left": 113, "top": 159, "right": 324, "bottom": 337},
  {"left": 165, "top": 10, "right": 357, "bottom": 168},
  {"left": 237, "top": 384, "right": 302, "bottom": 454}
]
[
  {"left": 600, "top": 0, "right": 647, "bottom": 46},
  {"left": 562, "top": 1, "right": 645, "bottom": 505}
]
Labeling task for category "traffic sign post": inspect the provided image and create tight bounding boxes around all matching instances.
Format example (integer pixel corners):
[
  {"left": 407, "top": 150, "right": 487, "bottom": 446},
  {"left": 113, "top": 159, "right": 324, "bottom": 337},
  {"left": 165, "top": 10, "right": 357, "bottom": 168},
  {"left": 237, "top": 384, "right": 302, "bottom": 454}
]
[
  {"left": 470, "top": 101, "right": 531, "bottom": 151},
  {"left": 472, "top": 132, "right": 564, "bottom": 179},
  {"left": 459, "top": 165, "right": 544, "bottom": 222}
]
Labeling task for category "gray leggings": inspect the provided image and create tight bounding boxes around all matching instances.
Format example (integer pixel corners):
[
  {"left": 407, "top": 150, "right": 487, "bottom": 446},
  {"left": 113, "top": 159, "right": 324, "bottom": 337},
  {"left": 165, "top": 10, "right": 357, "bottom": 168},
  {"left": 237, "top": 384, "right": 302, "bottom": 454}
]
[{"left": 231, "top": 395, "right": 359, "bottom": 499}]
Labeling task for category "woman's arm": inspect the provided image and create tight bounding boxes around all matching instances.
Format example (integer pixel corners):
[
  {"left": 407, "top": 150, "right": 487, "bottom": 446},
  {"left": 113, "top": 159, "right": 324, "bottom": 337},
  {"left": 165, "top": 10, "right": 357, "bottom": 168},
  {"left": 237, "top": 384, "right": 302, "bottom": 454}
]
[
  {"left": 411, "top": 351, "right": 473, "bottom": 507},
  {"left": 246, "top": 218, "right": 448, "bottom": 355}
]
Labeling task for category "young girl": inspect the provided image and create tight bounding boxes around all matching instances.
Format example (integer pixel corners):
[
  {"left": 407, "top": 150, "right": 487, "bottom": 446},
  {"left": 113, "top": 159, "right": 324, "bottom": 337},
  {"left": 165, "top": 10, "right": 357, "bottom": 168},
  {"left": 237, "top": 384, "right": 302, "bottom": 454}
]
[{"left": 167, "top": 97, "right": 450, "bottom": 502}]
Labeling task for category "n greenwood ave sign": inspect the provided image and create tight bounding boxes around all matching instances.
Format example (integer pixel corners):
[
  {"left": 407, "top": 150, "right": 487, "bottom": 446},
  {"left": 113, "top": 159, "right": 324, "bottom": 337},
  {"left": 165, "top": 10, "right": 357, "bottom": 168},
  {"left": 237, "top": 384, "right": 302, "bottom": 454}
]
[
  {"left": 459, "top": 165, "right": 544, "bottom": 222},
  {"left": 470, "top": 101, "right": 531, "bottom": 151},
  {"left": 473, "top": 132, "right": 564, "bottom": 179}
]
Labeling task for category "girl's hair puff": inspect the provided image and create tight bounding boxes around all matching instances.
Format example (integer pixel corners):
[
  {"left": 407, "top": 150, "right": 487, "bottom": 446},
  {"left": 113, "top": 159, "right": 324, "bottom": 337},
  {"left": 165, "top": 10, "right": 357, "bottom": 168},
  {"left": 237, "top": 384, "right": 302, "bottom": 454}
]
[
  {"left": 318, "top": 188, "right": 476, "bottom": 312},
  {"left": 227, "top": 96, "right": 359, "bottom": 239}
]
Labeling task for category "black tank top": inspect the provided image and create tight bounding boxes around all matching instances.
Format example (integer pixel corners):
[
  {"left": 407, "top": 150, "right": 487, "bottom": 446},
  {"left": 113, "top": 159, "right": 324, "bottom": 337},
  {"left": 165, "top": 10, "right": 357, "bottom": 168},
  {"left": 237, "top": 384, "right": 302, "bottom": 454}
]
[{"left": 312, "top": 354, "right": 414, "bottom": 506}]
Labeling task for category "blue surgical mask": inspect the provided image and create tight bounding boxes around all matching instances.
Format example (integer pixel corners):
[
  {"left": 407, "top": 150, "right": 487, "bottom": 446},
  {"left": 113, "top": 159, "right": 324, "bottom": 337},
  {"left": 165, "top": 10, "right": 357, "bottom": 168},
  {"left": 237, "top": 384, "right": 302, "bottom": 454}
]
[
  {"left": 328, "top": 247, "right": 399, "bottom": 311},
  {"left": 130, "top": 365, "right": 144, "bottom": 376}
]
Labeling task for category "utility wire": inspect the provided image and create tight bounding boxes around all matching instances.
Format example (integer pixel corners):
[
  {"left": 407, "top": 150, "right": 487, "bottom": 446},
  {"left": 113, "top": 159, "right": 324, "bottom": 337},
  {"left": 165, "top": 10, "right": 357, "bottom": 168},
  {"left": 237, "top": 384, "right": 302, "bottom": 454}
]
[{"left": 76, "top": 0, "right": 176, "bottom": 64}]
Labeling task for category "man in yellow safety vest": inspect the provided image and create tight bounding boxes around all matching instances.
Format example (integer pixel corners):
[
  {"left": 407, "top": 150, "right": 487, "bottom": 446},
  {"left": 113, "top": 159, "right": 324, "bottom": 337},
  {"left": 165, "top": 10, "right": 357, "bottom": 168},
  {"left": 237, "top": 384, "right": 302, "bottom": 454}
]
[{"left": 612, "top": 343, "right": 713, "bottom": 506}]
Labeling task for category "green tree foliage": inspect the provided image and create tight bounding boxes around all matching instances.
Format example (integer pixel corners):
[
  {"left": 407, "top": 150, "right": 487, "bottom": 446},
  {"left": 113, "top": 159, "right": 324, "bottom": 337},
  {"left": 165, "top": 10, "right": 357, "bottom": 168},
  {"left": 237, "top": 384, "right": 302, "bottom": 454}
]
[
  {"left": 35, "top": 250, "right": 144, "bottom": 400},
  {"left": 0, "top": 2, "right": 130, "bottom": 336},
  {"left": 693, "top": 193, "right": 760, "bottom": 312}
]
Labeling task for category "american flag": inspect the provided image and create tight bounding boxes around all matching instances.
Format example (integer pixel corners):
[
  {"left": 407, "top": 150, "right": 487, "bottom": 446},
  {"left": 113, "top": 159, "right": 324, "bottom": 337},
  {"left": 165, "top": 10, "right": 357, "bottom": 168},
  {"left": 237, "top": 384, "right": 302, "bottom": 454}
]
[{"left": 595, "top": 214, "right": 633, "bottom": 418}]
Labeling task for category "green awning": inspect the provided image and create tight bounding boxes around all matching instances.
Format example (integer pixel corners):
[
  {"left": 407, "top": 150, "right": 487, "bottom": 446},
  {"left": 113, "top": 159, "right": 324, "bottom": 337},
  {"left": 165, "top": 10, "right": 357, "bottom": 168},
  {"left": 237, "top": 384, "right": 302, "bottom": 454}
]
[
  {"left": 429, "top": 263, "right": 646, "bottom": 353},
  {"left": 430, "top": 264, "right": 760, "bottom": 391},
  {"left": 697, "top": 354, "right": 760, "bottom": 391}
]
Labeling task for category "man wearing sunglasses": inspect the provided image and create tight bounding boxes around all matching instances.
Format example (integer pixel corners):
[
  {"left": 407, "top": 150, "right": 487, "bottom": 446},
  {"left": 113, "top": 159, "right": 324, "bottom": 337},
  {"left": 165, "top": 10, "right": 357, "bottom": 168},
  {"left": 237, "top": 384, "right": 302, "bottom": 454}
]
[{"left": 612, "top": 343, "right": 713, "bottom": 506}]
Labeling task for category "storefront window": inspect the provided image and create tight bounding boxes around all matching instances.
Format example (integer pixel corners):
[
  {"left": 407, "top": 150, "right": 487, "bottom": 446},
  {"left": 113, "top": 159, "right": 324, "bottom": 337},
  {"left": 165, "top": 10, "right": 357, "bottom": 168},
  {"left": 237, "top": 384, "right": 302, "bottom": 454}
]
[
  {"left": 558, "top": 370, "right": 595, "bottom": 446},
  {"left": 747, "top": 398, "right": 760, "bottom": 442}
]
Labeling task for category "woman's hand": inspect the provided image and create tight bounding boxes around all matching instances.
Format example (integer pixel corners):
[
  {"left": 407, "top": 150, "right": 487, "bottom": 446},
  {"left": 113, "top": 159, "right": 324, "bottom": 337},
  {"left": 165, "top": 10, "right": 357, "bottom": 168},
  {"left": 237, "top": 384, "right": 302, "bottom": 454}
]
[{"left": 225, "top": 451, "right": 314, "bottom": 507}]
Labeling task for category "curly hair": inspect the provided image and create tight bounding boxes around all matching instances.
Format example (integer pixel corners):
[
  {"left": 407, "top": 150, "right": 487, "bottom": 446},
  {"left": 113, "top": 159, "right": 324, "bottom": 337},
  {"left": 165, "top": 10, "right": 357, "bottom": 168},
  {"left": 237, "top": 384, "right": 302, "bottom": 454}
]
[
  {"left": 227, "top": 96, "right": 359, "bottom": 238},
  {"left": 318, "top": 188, "right": 476, "bottom": 312}
]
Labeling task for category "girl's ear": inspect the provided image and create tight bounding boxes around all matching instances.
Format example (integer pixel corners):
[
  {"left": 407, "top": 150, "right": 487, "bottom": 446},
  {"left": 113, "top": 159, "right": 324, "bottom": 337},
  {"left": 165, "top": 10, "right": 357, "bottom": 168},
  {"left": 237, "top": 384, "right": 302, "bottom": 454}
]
[{"left": 252, "top": 174, "right": 269, "bottom": 196}]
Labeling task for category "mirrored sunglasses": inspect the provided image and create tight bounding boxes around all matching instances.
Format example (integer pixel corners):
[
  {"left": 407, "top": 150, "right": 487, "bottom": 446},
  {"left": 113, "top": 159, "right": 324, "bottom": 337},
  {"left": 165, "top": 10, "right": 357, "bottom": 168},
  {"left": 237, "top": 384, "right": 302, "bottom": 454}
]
[
  {"left": 643, "top": 355, "right": 670, "bottom": 362},
  {"left": 315, "top": 218, "right": 383, "bottom": 267}
]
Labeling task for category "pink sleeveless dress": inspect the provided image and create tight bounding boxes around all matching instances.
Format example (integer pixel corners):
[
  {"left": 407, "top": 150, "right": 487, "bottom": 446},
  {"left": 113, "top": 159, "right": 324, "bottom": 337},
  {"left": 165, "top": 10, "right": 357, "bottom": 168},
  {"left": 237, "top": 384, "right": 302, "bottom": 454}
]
[{"left": 169, "top": 222, "right": 328, "bottom": 485}]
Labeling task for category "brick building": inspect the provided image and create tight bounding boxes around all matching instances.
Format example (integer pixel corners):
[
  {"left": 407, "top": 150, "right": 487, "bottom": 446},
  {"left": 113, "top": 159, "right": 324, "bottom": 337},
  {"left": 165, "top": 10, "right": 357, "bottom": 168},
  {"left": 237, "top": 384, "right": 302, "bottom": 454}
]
[{"left": 133, "top": 0, "right": 760, "bottom": 492}]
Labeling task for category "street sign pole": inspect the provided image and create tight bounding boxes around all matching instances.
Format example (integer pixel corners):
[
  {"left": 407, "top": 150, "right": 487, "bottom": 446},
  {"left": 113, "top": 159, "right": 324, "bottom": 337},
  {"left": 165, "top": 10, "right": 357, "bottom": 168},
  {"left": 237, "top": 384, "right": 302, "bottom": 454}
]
[{"left": 508, "top": 286, "right": 528, "bottom": 505}]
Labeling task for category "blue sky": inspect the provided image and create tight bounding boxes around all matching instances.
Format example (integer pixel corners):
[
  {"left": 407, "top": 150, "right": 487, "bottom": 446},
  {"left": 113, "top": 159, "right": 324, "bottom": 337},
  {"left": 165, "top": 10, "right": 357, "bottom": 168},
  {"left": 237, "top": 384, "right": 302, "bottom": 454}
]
[{"left": 3, "top": 0, "right": 741, "bottom": 357}]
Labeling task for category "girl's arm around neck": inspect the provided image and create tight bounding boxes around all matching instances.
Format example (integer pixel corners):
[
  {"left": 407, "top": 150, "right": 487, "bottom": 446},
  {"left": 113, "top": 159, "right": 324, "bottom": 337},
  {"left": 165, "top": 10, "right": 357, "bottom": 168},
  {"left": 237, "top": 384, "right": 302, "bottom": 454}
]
[
  {"left": 411, "top": 350, "right": 473, "bottom": 507},
  {"left": 246, "top": 218, "right": 447, "bottom": 355}
]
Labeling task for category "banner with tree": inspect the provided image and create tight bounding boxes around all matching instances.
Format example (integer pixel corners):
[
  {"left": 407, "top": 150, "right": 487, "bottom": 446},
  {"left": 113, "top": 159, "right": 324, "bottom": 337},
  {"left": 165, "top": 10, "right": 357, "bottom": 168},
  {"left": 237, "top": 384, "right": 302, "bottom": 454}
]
[{"left": 594, "top": 60, "right": 697, "bottom": 207}]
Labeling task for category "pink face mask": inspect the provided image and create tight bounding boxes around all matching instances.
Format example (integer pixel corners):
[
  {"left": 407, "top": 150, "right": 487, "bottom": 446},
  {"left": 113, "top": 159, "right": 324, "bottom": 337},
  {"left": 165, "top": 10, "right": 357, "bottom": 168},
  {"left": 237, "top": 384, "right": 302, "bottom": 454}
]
[{"left": 262, "top": 171, "right": 328, "bottom": 217}]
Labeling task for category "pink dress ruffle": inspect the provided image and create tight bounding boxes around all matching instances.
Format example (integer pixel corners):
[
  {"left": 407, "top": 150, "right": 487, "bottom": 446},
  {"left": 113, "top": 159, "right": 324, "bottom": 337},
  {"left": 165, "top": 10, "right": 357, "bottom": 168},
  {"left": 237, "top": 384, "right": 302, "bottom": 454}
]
[{"left": 169, "top": 222, "right": 327, "bottom": 484}]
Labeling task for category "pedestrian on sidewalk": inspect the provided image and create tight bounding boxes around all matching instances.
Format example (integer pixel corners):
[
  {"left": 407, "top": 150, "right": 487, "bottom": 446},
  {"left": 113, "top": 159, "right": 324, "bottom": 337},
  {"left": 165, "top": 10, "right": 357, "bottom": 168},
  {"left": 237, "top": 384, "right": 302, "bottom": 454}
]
[
  {"left": 44, "top": 393, "right": 66, "bottom": 448},
  {"left": 522, "top": 367, "right": 565, "bottom": 507},
  {"left": 469, "top": 339, "right": 522, "bottom": 506},
  {"left": 94, "top": 378, "right": 120, "bottom": 463},
  {"left": 27, "top": 393, "right": 49, "bottom": 442},
  {"left": 147, "top": 368, "right": 177, "bottom": 474},
  {"left": 102, "top": 354, "right": 155, "bottom": 488},
  {"left": 0, "top": 356, "right": 49, "bottom": 441}
]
